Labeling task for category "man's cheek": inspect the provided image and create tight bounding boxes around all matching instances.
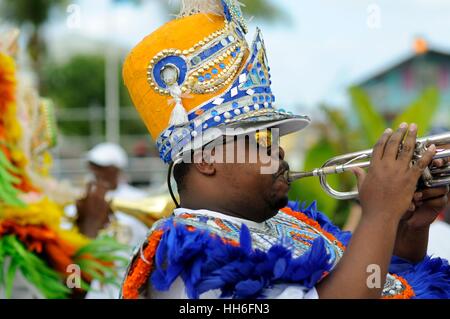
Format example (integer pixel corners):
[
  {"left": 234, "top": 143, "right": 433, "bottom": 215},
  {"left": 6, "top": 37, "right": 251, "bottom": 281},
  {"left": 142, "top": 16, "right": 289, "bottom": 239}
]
[
  {"left": 233, "top": 165, "right": 261, "bottom": 187},
  {"left": 273, "top": 179, "right": 290, "bottom": 195},
  {"left": 267, "top": 171, "right": 288, "bottom": 195},
  {"left": 251, "top": 168, "right": 272, "bottom": 189}
]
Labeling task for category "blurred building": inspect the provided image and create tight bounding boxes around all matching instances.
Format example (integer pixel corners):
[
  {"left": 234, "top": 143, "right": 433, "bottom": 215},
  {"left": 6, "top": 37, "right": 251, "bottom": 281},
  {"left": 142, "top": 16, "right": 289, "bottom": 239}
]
[{"left": 356, "top": 38, "right": 450, "bottom": 128}]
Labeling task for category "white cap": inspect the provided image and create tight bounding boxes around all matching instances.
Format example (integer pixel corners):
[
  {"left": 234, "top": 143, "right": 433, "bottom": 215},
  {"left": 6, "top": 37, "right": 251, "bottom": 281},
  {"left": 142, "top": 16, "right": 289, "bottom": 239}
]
[{"left": 86, "top": 143, "right": 128, "bottom": 169}]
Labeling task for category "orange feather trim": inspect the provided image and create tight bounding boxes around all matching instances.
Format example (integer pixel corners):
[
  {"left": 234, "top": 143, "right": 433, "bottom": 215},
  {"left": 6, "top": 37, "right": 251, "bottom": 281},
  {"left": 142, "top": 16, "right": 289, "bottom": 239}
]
[
  {"left": 280, "top": 207, "right": 346, "bottom": 251},
  {"left": 122, "top": 229, "right": 164, "bottom": 299},
  {"left": 381, "top": 274, "right": 415, "bottom": 299}
]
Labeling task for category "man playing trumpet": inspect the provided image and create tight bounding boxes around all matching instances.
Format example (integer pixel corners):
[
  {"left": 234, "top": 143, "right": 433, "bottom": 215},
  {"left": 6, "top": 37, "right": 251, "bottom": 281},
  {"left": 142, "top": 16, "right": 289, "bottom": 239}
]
[{"left": 120, "top": 0, "right": 450, "bottom": 299}]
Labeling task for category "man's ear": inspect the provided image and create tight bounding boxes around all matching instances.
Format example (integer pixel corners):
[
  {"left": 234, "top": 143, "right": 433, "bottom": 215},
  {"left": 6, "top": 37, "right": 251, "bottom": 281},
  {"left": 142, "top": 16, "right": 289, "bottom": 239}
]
[
  {"left": 193, "top": 161, "right": 216, "bottom": 176},
  {"left": 193, "top": 149, "right": 216, "bottom": 176}
]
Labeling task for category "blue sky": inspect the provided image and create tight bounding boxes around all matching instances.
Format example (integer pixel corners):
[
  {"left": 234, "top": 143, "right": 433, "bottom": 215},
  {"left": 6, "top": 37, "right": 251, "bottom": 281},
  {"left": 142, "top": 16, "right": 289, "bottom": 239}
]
[{"left": 44, "top": 0, "right": 450, "bottom": 116}]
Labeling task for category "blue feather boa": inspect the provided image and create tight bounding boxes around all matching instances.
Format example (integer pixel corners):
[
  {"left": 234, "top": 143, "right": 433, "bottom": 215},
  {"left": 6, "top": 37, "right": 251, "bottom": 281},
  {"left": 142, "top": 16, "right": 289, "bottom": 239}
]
[
  {"left": 389, "top": 255, "right": 450, "bottom": 298},
  {"left": 148, "top": 201, "right": 450, "bottom": 298},
  {"left": 150, "top": 220, "right": 333, "bottom": 298}
]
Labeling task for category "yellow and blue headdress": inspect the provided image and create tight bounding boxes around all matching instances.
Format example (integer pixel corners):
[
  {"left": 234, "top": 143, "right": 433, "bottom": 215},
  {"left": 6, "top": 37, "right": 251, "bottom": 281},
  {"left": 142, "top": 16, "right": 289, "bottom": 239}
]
[{"left": 123, "top": 0, "right": 310, "bottom": 163}]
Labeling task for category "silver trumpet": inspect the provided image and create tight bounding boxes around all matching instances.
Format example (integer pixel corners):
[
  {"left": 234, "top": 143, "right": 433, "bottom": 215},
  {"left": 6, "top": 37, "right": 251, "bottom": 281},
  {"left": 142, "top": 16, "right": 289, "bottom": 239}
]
[{"left": 285, "top": 132, "right": 450, "bottom": 200}]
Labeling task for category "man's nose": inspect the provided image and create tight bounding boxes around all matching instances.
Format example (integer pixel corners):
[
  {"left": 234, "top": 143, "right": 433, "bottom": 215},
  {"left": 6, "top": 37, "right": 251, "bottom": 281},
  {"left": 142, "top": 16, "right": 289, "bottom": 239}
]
[
  {"left": 271, "top": 145, "right": 285, "bottom": 160},
  {"left": 278, "top": 146, "right": 285, "bottom": 160}
]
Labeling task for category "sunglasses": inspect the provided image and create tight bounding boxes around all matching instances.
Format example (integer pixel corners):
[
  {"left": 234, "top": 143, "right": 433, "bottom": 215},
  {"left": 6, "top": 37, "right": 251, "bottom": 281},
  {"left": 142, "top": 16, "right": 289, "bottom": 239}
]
[
  {"left": 206, "top": 130, "right": 280, "bottom": 153},
  {"left": 254, "top": 130, "right": 279, "bottom": 149}
]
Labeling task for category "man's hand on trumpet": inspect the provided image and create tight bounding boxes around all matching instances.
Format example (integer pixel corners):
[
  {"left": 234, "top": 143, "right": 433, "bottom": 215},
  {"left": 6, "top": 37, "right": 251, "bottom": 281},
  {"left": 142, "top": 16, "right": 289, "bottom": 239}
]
[
  {"left": 316, "top": 122, "right": 438, "bottom": 298},
  {"left": 351, "top": 123, "right": 437, "bottom": 222},
  {"left": 391, "top": 183, "right": 449, "bottom": 262},
  {"left": 390, "top": 146, "right": 450, "bottom": 262},
  {"left": 403, "top": 145, "right": 450, "bottom": 230},
  {"left": 406, "top": 184, "right": 449, "bottom": 230},
  {"left": 350, "top": 125, "right": 449, "bottom": 262}
]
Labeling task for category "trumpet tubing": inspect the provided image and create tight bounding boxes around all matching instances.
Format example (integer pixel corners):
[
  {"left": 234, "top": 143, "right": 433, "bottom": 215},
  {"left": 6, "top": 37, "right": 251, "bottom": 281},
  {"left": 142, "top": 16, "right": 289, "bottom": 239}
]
[{"left": 286, "top": 132, "right": 450, "bottom": 200}]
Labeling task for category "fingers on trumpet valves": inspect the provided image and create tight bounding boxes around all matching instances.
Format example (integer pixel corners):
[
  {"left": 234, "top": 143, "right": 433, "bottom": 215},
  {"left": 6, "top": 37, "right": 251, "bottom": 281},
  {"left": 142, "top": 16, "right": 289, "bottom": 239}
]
[
  {"left": 407, "top": 202, "right": 416, "bottom": 212},
  {"left": 384, "top": 122, "right": 409, "bottom": 160},
  {"left": 412, "top": 144, "right": 437, "bottom": 176},
  {"left": 432, "top": 154, "right": 449, "bottom": 168},
  {"left": 413, "top": 191, "right": 423, "bottom": 202},
  {"left": 433, "top": 158, "right": 445, "bottom": 167},
  {"left": 398, "top": 123, "right": 418, "bottom": 163},
  {"left": 443, "top": 155, "right": 450, "bottom": 166},
  {"left": 372, "top": 127, "right": 393, "bottom": 162}
]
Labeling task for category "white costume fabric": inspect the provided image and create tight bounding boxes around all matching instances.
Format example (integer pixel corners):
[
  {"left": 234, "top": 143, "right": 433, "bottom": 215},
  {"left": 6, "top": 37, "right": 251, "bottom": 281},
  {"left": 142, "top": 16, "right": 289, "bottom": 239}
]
[{"left": 428, "top": 220, "right": 450, "bottom": 261}]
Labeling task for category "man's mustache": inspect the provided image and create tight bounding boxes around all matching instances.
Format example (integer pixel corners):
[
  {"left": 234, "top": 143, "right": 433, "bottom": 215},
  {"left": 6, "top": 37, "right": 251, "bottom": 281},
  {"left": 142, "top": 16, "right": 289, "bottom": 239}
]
[{"left": 273, "top": 161, "right": 290, "bottom": 179}]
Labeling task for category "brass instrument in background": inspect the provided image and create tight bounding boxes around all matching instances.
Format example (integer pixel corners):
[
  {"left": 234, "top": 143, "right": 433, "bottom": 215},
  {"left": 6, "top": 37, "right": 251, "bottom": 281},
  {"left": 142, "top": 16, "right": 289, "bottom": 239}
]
[
  {"left": 285, "top": 132, "right": 450, "bottom": 200},
  {"left": 109, "top": 194, "right": 176, "bottom": 227}
]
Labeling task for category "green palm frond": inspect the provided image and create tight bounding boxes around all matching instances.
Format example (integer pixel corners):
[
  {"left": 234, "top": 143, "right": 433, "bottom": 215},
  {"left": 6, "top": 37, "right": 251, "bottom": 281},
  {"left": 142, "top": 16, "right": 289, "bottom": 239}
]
[
  {"left": 0, "top": 235, "right": 69, "bottom": 299},
  {"left": 392, "top": 87, "right": 440, "bottom": 136}
]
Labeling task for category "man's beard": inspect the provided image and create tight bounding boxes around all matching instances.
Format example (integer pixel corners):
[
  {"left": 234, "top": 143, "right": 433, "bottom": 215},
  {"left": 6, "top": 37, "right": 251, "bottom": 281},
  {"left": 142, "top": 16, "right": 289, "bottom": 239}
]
[{"left": 268, "top": 193, "right": 289, "bottom": 211}]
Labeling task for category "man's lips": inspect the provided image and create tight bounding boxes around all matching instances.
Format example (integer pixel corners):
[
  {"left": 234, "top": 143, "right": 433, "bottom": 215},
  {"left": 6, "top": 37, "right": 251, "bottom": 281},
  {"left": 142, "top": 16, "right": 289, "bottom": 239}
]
[
  {"left": 278, "top": 173, "right": 290, "bottom": 186},
  {"left": 274, "top": 163, "right": 290, "bottom": 186}
]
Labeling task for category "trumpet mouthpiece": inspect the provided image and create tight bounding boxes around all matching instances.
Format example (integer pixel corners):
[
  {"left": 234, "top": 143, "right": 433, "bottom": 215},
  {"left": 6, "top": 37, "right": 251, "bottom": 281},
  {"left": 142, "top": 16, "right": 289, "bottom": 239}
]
[{"left": 284, "top": 170, "right": 316, "bottom": 182}]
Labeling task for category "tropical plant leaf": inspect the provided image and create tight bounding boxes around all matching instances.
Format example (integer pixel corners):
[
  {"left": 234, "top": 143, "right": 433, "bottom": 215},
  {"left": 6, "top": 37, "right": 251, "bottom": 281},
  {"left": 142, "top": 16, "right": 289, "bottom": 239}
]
[
  {"left": 321, "top": 105, "right": 349, "bottom": 139},
  {"left": 0, "top": 235, "right": 69, "bottom": 299},
  {"left": 0, "top": 150, "right": 26, "bottom": 208},
  {"left": 5, "top": 257, "right": 19, "bottom": 298},
  {"left": 349, "top": 86, "right": 387, "bottom": 146},
  {"left": 71, "top": 235, "right": 128, "bottom": 289},
  {"left": 73, "top": 235, "right": 128, "bottom": 257},
  {"left": 392, "top": 87, "right": 440, "bottom": 136}
]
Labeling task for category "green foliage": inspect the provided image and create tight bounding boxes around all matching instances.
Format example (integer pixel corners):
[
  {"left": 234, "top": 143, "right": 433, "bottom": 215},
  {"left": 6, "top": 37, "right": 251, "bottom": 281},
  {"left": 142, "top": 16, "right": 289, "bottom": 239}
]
[
  {"left": 241, "top": 0, "right": 289, "bottom": 23},
  {"left": 0, "top": 234, "right": 129, "bottom": 298},
  {"left": 41, "top": 54, "right": 144, "bottom": 136},
  {"left": 1, "top": 0, "right": 68, "bottom": 73},
  {"left": 41, "top": 55, "right": 104, "bottom": 136},
  {"left": 392, "top": 87, "right": 440, "bottom": 136},
  {"left": 74, "top": 235, "right": 129, "bottom": 260},
  {"left": 162, "top": 0, "right": 289, "bottom": 23},
  {"left": 1, "top": 0, "right": 67, "bottom": 26},
  {"left": 120, "top": 119, "right": 148, "bottom": 135},
  {"left": 349, "top": 87, "right": 386, "bottom": 146},
  {"left": 289, "top": 87, "right": 441, "bottom": 226},
  {"left": 73, "top": 235, "right": 129, "bottom": 290},
  {"left": 0, "top": 150, "right": 25, "bottom": 208},
  {"left": 42, "top": 55, "right": 106, "bottom": 110},
  {"left": 0, "top": 235, "right": 70, "bottom": 299}
]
